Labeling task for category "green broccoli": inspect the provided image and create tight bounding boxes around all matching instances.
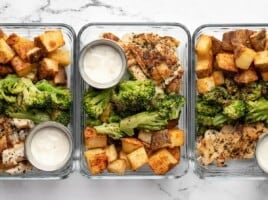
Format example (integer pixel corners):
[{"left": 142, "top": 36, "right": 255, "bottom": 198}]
[
  {"left": 5, "top": 106, "right": 50, "bottom": 124},
  {"left": 202, "top": 86, "right": 229, "bottom": 104},
  {"left": 50, "top": 109, "right": 70, "bottom": 126},
  {"left": 86, "top": 117, "right": 102, "bottom": 126},
  {"left": 239, "top": 82, "right": 262, "bottom": 101},
  {"left": 107, "top": 110, "right": 121, "bottom": 123},
  {"left": 119, "top": 111, "right": 168, "bottom": 136},
  {"left": 112, "top": 80, "right": 155, "bottom": 116},
  {"left": 223, "top": 100, "right": 246, "bottom": 120},
  {"left": 154, "top": 93, "right": 185, "bottom": 120},
  {"left": 245, "top": 97, "right": 268, "bottom": 123},
  {"left": 83, "top": 87, "right": 113, "bottom": 119},
  {"left": 36, "top": 80, "right": 72, "bottom": 110},
  {"left": 94, "top": 123, "right": 125, "bottom": 139},
  {"left": 0, "top": 75, "right": 19, "bottom": 103},
  {"left": 197, "top": 113, "right": 230, "bottom": 129},
  {"left": 225, "top": 78, "right": 239, "bottom": 95},
  {"left": 196, "top": 98, "right": 221, "bottom": 116}
]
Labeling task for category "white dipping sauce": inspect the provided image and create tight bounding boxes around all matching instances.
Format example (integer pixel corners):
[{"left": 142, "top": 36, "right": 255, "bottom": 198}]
[
  {"left": 256, "top": 135, "right": 268, "bottom": 173},
  {"left": 83, "top": 45, "right": 123, "bottom": 84},
  {"left": 30, "top": 127, "right": 70, "bottom": 169}
]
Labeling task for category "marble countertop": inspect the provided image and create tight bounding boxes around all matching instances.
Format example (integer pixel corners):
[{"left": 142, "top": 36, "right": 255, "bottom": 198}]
[{"left": 1, "top": 0, "right": 268, "bottom": 199}]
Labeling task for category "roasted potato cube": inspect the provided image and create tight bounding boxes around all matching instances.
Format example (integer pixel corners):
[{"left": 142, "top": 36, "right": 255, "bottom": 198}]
[
  {"left": 0, "top": 38, "right": 15, "bottom": 63},
  {"left": 196, "top": 76, "right": 215, "bottom": 94},
  {"left": 127, "top": 147, "right": 148, "bottom": 171},
  {"left": 6, "top": 33, "right": 35, "bottom": 61},
  {"left": 211, "top": 36, "right": 222, "bottom": 55},
  {"left": 254, "top": 50, "right": 268, "bottom": 71},
  {"left": 53, "top": 66, "right": 67, "bottom": 85},
  {"left": 195, "top": 34, "right": 212, "bottom": 56},
  {"left": 26, "top": 47, "right": 43, "bottom": 63},
  {"left": 0, "top": 29, "right": 7, "bottom": 40},
  {"left": 151, "top": 129, "right": 171, "bottom": 151},
  {"left": 250, "top": 29, "right": 266, "bottom": 51},
  {"left": 234, "top": 46, "right": 256, "bottom": 70},
  {"left": 168, "top": 128, "right": 184, "bottom": 148},
  {"left": 196, "top": 52, "right": 213, "bottom": 78},
  {"left": 35, "top": 30, "right": 65, "bottom": 52},
  {"left": 84, "top": 148, "right": 108, "bottom": 175},
  {"left": 48, "top": 49, "right": 71, "bottom": 67},
  {"left": 261, "top": 71, "right": 268, "bottom": 81},
  {"left": 148, "top": 148, "right": 178, "bottom": 175},
  {"left": 10, "top": 56, "right": 32, "bottom": 77},
  {"left": 138, "top": 130, "right": 153, "bottom": 144},
  {"left": 119, "top": 151, "right": 131, "bottom": 170},
  {"left": 24, "top": 63, "right": 38, "bottom": 81},
  {"left": 216, "top": 53, "right": 238, "bottom": 72},
  {"left": 0, "top": 64, "right": 13, "bottom": 77},
  {"left": 212, "top": 71, "right": 224, "bottom": 86},
  {"left": 234, "top": 69, "right": 258, "bottom": 83},
  {"left": 167, "top": 147, "right": 180, "bottom": 163},
  {"left": 121, "top": 138, "right": 144, "bottom": 154},
  {"left": 84, "top": 126, "right": 107, "bottom": 149},
  {"left": 38, "top": 58, "right": 59, "bottom": 79},
  {"left": 107, "top": 159, "right": 127, "bottom": 175},
  {"left": 0, "top": 135, "right": 7, "bottom": 154},
  {"left": 106, "top": 144, "right": 118, "bottom": 163}
]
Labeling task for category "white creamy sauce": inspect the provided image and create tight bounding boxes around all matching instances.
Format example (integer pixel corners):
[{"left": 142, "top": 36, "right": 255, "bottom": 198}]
[
  {"left": 83, "top": 45, "right": 123, "bottom": 84},
  {"left": 30, "top": 127, "right": 70, "bottom": 168},
  {"left": 256, "top": 136, "right": 268, "bottom": 173}
]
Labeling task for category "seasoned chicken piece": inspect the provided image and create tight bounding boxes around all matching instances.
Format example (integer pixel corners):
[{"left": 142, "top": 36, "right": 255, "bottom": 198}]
[
  {"left": 38, "top": 58, "right": 59, "bottom": 80},
  {"left": 0, "top": 64, "right": 13, "bottom": 77},
  {"left": 250, "top": 29, "right": 266, "bottom": 51},
  {"left": 101, "top": 32, "right": 120, "bottom": 42},
  {"left": 2, "top": 143, "right": 25, "bottom": 167},
  {"left": 12, "top": 118, "right": 34, "bottom": 129},
  {"left": 5, "top": 162, "right": 32, "bottom": 175}
]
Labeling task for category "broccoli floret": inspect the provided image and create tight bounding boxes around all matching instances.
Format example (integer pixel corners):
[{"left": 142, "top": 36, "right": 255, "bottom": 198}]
[
  {"left": 239, "top": 82, "right": 262, "bottom": 101},
  {"left": 196, "top": 98, "right": 221, "bottom": 116},
  {"left": 245, "top": 98, "right": 268, "bottom": 123},
  {"left": 94, "top": 123, "right": 125, "bottom": 139},
  {"left": 223, "top": 100, "right": 246, "bottom": 120},
  {"left": 107, "top": 110, "right": 121, "bottom": 123},
  {"left": 36, "top": 80, "right": 71, "bottom": 110},
  {"left": 112, "top": 80, "right": 155, "bottom": 115},
  {"left": 202, "top": 87, "right": 229, "bottom": 104},
  {"left": 197, "top": 113, "right": 230, "bottom": 129},
  {"left": 154, "top": 93, "right": 185, "bottom": 120},
  {"left": 86, "top": 117, "right": 102, "bottom": 126},
  {"left": 225, "top": 78, "right": 239, "bottom": 95},
  {"left": 260, "top": 81, "right": 268, "bottom": 99},
  {"left": 0, "top": 75, "right": 19, "bottom": 103},
  {"left": 50, "top": 109, "right": 70, "bottom": 126},
  {"left": 119, "top": 111, "right": 168, "bottom": 136},
  {"left": 5, "top": 106, "right": 50, "bottom": 124},
  {"left": 83, "top": 87, "right": 113, "bottom": 119}
]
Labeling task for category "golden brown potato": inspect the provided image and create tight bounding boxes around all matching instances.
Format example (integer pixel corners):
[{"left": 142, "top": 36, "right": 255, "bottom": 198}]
[
  {"left": 211, "top": 36, "right": 222, "bottom": 55},
  {"left": 10, "top": 56, "right": 32, "bottom": 77},
  {"left": 148, "top": 148, "right": 178, "bottom": 175},
  {"left": 234, "top": 68, "right": 258, "bottom": 83},
  {"left": 212, "top": 70, "right": 225, "bottom": 86},
  {"left": 47, "top": 49, "right": 71, "bottom": 67},
  {"left": 196, "top": 76, "right": 215, "bottom": 94},
  {"left": 53, "top": 66, "right": 67, "bottom": 85},
  {"left": 0, "top": 136, "right": 7, "bottom": 154},
  {"left": 35, "top": 30, "right": 65, "bottom": 52},
  {"left": 84, "top": 148, "right": 108, "bottom": 175},
  {"left": 26, "top": 47, "right": 43, "bottom": 63},
  {"left": 0, "top": 29, "right": 7, "bottom": 40},
  {"left": 167, "top": 147, "right": 180, "bottom": 163},
  {"left": 0, "top": 39, "right": 15, "bottom": 64},
  {"left": 121, "top": 138, "right": 144, "bottom": 154},
  {"left": 195, "top": 34, "right": 212, "bottom": 56},
  {"left": 119, "top": 151, "right": 131, "bottom": 170},
  {"left": 196, "top": 52, "right": 213, "bottom": 78},
  {"left": 150, "top": 129, "right": 171, "bottom": 151},
  {"left": 138, "top": 130, "right": 153, "bottom": 144},
  {"left": 254, "top": 50, "right": 268, "bottom": 71},
  {"left": 107, "top": 159, "right": 127, "bottom": 175},
  {"left": 106, "top": 144, "right": 118, "bottom": 163},
  {"left": 84, "top": 126, "right": 107, "bottom": 149},
  {"left": 38, "top": 58, "right": 59, "bottom": 79},
  {"left": 234, "top": 46, "right": 256, "bottom": 70},
  {"left": 168, "top": 128, "right": 184, "bottom": 148},
  {"left": 0, "top": 64, "right": 13, "bottom": 77},
  {"left": 216, "top": 53, "right": 238, "bottom": 72},
  {"left": 261, "top": 71, "right": 268, "bottom": 81},
  {"left": 250, "top": 29, "right": 266, "bottom": 51},
  {"left": 127, "top": 147, "right": 148, "bottom": 171}
]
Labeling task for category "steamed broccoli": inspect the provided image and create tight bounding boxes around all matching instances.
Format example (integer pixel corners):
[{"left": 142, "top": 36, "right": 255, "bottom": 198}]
[
  {"left": 225, "top": 78, "right": 238, "bottom": 95},
  {"left": 119, "top": 111, "right": 168, "bottom": 136},
  {"left": 94, "top": 123, "right": 125, "bottom": 139},
  {"left": 197, "top": 113, "right": 230, "bottom": 129},
  {"left": 223, "top": 100, "right": 246, "bottom": 120},
  {"left": 239, "top": 82, "right": 262, "bottom": 101},
  {"left": 86, "top": 117, "right": 102, "bottom": 126},
  {"left": 0, "top": 75, "right": 19, "bottom": 103},
  {"left": 112, "top": 80, "right": 155, "bottom": 116},
  {"left": 202, "top": 87, "right": 229, "bottom": 104},
  {"left": 50, "top": 109, "right": 70, "bottom": 126},
  {"left": 245, "top": 97, "right": 268, "bottom": 123},
  {"left": 36, "top": 80, "right": 72, "bottom": 110},
  {"left": 196, "top": 98, "right": 221, "bottom": 116},
  {"left": 83, "top": 87, "right": 113, "bottom": 119}
]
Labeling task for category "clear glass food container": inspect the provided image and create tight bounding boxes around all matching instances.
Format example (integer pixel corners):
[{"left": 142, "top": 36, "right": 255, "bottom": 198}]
[
  {"left": 77, "top": 23, "right": 191, "bottom": 179},
  {"left": 0, "top": 23, "right": 76, "bottom": 180},
  {"left": 190, "top": 24, "right": 268, "bottom": 179}
]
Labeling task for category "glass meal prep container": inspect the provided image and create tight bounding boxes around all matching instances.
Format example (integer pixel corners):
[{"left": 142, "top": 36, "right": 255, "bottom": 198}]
[
  {"left": 0, "top": 23, "right": 76, "bottom": 180},
  {"left": 190, "top": 24, "right": 268, "bottom": 179},
  {"left": 76, "top": 23, "right": 191, "bottom": 179}
]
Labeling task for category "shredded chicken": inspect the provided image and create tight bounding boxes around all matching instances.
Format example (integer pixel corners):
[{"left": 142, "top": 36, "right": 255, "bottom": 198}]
[{"left": 197, "top": 123, "right": 268, "bottom": 166}]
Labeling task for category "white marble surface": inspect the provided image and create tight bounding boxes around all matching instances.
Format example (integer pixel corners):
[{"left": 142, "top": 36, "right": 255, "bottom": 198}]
[{"left": 1, "top": 0, "right": 268, "bottom": 199}]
